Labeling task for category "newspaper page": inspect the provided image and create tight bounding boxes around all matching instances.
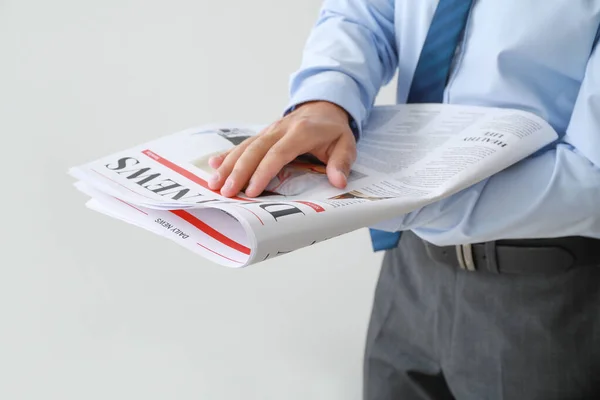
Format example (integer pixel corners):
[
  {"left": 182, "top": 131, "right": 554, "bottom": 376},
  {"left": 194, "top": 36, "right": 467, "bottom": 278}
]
[{"left": 70, "top": 104, "right": 558, "bottom": 267}]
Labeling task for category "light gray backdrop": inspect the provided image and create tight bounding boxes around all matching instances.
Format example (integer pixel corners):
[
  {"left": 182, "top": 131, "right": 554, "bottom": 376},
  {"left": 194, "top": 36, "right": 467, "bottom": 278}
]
[{"left": 0, "top": 1, "right": 397, "bottom": 398}]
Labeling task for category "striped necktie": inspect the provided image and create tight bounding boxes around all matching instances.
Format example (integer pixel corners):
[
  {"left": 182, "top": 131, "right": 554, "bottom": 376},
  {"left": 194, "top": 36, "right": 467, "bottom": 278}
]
[{"left": 369, "top": 0, "right": 474, "bottom": 251}]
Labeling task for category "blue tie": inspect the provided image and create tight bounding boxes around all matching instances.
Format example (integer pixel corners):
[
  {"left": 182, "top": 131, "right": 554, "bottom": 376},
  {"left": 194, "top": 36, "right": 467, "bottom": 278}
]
[{"left": 369, "top": 0, "right": 474, "bottom": 251}]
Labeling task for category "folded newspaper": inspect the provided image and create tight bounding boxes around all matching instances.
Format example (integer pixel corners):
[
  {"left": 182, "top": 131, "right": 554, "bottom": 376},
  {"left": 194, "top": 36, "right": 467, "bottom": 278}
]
[{"left": 69, "top": 104, "right": 558, "bottom": 267}]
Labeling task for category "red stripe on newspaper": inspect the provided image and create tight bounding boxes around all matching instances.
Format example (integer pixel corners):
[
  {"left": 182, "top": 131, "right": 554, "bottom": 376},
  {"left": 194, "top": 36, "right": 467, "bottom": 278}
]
[
  {"left": 197, "top": 242, "right": 243, "bottom": 264},
  {"left": 142, "top": 149, "right": 251, "bottom": 202},
  {"left": 169, "top": 209, "right": 251, "bottom": 255},
  {"left": 114, "top": 197, "right": 149, "bottom": 215},
  {"left": 295, "top": 201, "right": 325, "bottom": 213}
]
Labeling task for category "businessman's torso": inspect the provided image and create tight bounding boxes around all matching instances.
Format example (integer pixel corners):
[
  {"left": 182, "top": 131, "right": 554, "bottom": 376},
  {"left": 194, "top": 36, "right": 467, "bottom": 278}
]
[{"left": 394, "top": 0, "right": 600, "bottom": 135}]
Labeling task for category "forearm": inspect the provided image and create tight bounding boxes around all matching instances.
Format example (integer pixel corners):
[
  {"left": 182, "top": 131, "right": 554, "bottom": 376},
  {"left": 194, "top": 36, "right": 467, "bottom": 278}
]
[
  {"left": 371, "top": 144, "right": 600, "bottom": 244},
  {"left": 287, "top": 0, "right": 397, "bottom": 132},
  {"left": 374, "top": 37, "right": 600, "bottom": 244}
]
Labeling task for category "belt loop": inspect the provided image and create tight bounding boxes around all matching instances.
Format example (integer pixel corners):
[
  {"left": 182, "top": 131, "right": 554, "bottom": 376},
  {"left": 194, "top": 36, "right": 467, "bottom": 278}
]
[
  {"left": 462, "top": 244, "right": 476, "bottom": 271},
  {"left": 456, "top": 244, "right": 476, "bottom": 271},
  {"left": 455, "top": 245, "right": 466, "bottom": 270},
  {"left": 484, "top": 241, "right": 500, "bottom": 274}
]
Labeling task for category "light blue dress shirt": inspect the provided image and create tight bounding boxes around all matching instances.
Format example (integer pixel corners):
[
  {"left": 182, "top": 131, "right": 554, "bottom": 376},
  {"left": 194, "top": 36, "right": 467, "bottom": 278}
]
[{"left": 287, "top": 0, "right": 600, "bottom": 245}]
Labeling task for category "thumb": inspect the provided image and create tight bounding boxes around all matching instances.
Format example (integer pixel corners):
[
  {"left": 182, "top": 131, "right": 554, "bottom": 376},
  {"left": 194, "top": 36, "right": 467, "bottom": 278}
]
[{"left": 326, "top": 133, "right": 356, "bottom": 189}]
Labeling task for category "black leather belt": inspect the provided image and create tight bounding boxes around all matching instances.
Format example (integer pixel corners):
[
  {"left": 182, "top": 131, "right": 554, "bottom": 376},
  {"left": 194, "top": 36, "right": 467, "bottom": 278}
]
[{"left": 423, "top": 236, "right": 600, "bottom": 275}]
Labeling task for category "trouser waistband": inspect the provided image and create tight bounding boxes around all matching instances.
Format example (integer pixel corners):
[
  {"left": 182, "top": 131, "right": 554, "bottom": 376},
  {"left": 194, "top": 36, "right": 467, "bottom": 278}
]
[{"left": 421, "top": 236, "right": 600, "bottom": 275}]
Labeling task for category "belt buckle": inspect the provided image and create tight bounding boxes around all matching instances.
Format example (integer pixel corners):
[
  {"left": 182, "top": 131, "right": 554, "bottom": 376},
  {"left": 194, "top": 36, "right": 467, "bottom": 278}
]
[{"left": 456, "top": 244, "right": 476, "bottom": 271}]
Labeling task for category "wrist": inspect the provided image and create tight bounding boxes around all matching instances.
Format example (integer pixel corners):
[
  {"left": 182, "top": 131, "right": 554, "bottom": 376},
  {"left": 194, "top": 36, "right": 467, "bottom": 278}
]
[{"left": 294, "top": 100, "right": 350, "bottom": 123}]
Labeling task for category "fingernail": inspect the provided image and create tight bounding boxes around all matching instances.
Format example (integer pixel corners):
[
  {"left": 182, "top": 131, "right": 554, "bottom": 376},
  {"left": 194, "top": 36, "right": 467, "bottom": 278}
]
[
  {"left": 222, "top": 178, "right": 234, "bottom": 193},
  {"left": 246, "top": 181, "right": 256, "bottom": 196},
  {"left": 336, "top": 169, "right": 348, "bottom": 186},
  {"left": 209, "top": 172, "right": 220, "bottom": 185},
  {"left": 337, "top": 168, "right": 348, "bottom": 179},
  {"left": 209, "top": 154, "right": 222, "bottom": 165}
]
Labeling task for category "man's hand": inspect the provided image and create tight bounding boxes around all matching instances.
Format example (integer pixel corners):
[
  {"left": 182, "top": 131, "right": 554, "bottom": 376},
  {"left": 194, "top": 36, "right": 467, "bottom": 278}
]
[{"left": 207, "top": 101, "right": 357, "bottom": 198}]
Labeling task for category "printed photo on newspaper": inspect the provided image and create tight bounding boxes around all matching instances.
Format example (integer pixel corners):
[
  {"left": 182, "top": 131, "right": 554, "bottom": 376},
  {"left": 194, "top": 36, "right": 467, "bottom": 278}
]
[{"left": 69, "top": 104, "right": 558, "bottom": 267}]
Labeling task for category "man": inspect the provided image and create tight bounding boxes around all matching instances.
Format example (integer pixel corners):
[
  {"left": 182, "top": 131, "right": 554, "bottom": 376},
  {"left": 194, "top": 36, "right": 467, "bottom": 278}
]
[{"left": 209, "top": 1, "right": 600, "bottom": 398}]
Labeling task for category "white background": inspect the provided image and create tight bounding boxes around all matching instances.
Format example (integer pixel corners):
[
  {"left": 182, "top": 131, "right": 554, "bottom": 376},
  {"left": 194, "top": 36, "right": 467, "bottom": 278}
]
[{"left": 0, "top": 1, "right": 397, "bottom": 398}]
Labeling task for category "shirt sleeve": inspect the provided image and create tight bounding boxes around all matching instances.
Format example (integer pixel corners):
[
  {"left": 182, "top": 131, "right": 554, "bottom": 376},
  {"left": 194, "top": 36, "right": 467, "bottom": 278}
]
[
  {"left": 372, "top": 43, "right": 600, "bottom": 245},
  {"left": 286, "top": 0, "right": 398, "bottom": 136}
]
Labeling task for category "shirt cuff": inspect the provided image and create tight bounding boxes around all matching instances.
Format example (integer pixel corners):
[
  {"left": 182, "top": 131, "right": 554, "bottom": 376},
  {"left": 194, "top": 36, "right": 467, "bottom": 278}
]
[{"left": 284, "top": 70, "right": 367, "bottom": 140}]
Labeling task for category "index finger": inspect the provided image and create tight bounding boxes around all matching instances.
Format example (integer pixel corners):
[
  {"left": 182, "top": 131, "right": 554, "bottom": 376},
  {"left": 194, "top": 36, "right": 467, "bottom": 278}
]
[{"left": 244, "top": 133, "right": 315, "bottom": 197}]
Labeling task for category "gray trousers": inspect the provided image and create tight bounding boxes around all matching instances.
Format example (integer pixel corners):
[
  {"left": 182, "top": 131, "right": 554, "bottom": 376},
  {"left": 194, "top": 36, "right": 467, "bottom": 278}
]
[{"left": 364, "top": 231, "right": 600, "bottom": 400}]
